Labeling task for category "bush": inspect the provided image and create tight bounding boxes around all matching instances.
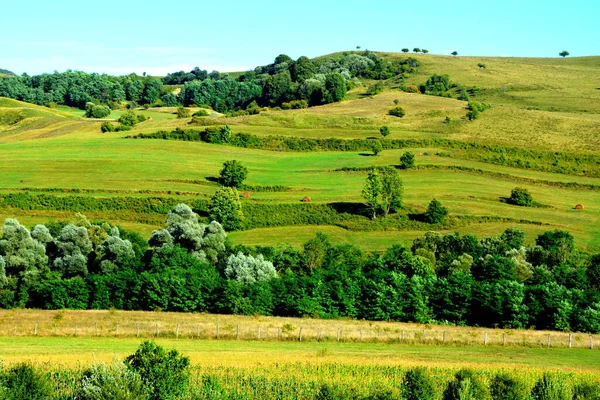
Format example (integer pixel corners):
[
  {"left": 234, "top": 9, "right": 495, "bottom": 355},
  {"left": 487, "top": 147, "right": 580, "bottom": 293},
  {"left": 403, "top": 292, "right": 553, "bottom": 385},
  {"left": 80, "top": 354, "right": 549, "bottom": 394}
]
[
  {"left": 136, "top": 114, "right": 148, "bottom": 123},
  {"left": 402, "top": 367, "right": 436, "bottom": 400},
  {"left": 117, "top": 124, "right": 132, "bottom": 131},
  {"left": 508, "top": 187, "right": 533, "bottom": 206},
  {"left": 176, "top": 106, "right": 190, "bottom": 119},
  {"left": 402, "top": 85, "right": 420, "bottom": 93},
  {"left": 0, "top": 363, "right": 53, "bottom": 400},
  {"left": 85, "top": 102, "right": 111, "bottom": 119},
  {"left": 389, "top": 106, "right": 406, "bottom": 117},
  {"left": 193, "top": 109, "right": 210, "bottom": 117},
  {"left": 424, "top": 198, "right": 448, "bottom": 224},
  {"left": 209, "top": 187, "right": 244, "bottom": 231},
  {"left": 466, "top": 108, "right": 480, "bottom": 120},
  {"left": 219, "top": 160, "right": 248, "bottom": 188},
  {"left": 399, "top": 151, "right": 415, "bottom": 169},
  {"left": 124, "top": 341, "right": 190, "bottom": 400},
  {"left": 205, "top": 125, "right": 231, "bottom": 144},
  {"left": 101, "top": 122, "right": 116, "bottom": 133},
  {"left": 490, "top": 373, "right": 527, "bottom": 400},
  {"left": 531, "top": 373, "right": 572, "bottom": 400},
  {"left": 573, "top": 382, "right": 600, "bottom": 399},
  {"left": 118, "top": 111, "right": 138, "bottom": 127},
  {"left": 366, "top": 82, "right": 384, "bottom": 96},
  {"left": 371, "top": 140, "right": 383, "bottom": 155},
  {"left": 76, "top": 362, "right": 149, "bottom": 400},
  {"left": 379, "top": 126, "right": 390, "bottom": 137},
  {"left": 442, "top": 369, "right": 488, "bottom": 400}
]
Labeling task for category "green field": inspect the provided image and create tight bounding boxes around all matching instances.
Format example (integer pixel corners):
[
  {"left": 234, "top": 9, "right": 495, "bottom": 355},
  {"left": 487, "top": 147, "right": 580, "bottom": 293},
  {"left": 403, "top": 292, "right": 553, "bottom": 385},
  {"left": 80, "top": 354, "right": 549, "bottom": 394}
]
[{"left": 0, "top": 54, "right": 599, "bottom": 252}]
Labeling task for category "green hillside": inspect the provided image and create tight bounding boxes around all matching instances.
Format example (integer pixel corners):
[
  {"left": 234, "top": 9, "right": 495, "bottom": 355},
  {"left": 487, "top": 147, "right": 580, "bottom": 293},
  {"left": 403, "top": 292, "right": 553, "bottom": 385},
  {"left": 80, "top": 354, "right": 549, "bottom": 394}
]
[{"left": 0, "top": 52, "right": 599, "bottom": 251}]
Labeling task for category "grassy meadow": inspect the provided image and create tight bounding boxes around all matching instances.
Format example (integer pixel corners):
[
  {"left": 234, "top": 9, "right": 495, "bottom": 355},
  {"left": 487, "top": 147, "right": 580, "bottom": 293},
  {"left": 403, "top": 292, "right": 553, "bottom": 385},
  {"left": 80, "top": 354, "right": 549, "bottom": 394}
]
[{"left": 0, "top": 53, "right": 599, "bottom": 254}]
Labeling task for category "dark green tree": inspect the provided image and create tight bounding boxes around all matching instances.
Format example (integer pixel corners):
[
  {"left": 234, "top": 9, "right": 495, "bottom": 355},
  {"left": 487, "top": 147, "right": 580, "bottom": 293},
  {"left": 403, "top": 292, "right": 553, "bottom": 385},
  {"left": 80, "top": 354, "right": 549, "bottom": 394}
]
[
  {"left": 379, "top": 126, "right": 390, "bottom": 137},
  {"left": 413, "top": 48, "right": 421, "bottom": 53},
  {"left": 290, "top": 56, "right": 316, "bottom": 82},
  {"left": 371, "top": 140, "right": 383, "bottom": 155},
  {"left": 379, "top": 166, "right": 403, "bottom": 216},
  {"left": 508, "top": 187, "right": 533, "bottom": 206},
  {"left": 399, "top": 151, "right": 415, "bottom": 169},
  {"left": 424, "top": 199, "right": 448, "bottom": 224},
  {"left": 323, "top": 72, "right": 347, "bottom": 103},
  {"left": 451, "top": 51, "right": 458, "bottom": 56},
  {"left": 219, "top": 160, "right": 248, "bottom": 188},
  {"left": 208, "top": 187, "right": 244, "bottom": 231},
  {"left": 402, "top": 48, "right": 409, "bottom": 53},
  {"left": 362, "top": 169, "right": 382, "bottom": 219},
  {"left": 559, "top": 51, "right": 570, "bottom": 58}
]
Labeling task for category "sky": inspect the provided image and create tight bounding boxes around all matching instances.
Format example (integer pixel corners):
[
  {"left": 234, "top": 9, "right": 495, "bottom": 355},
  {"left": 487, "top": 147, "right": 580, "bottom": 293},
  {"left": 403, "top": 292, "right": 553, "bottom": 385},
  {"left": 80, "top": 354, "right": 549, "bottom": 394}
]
[{"left": 1, "top": 0, "right": 598, "bottom": 76}]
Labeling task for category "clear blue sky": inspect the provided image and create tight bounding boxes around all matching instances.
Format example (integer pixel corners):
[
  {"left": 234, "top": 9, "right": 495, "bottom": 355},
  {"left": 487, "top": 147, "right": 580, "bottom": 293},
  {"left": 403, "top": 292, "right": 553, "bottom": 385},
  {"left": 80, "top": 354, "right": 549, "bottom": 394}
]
[{"left": 1, "top": 0, "right": 598, "bottom": 75}]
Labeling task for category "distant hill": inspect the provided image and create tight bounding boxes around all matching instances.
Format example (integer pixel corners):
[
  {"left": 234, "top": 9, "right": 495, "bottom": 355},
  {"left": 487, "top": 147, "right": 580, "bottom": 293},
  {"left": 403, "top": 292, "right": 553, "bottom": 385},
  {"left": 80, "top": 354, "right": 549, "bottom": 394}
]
[{"left": 0, "top": 68, "right": 15, "bottom": 76}]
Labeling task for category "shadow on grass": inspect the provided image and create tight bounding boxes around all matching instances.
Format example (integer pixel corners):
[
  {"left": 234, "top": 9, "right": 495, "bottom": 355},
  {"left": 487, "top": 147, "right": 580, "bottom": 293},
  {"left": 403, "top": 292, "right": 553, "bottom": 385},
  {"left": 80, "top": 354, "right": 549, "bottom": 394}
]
[
  {"left": 358, "top": 153, "right": 377, "bottom": 157},
  {"left": 205, "top": 176, "right": 220, "bottom": 183},
  {"left": 407, "top": 213, "right": 428, "bottom": 222},
  {"left": 327, "top": 202, "right": 370, "bottom": 217}
]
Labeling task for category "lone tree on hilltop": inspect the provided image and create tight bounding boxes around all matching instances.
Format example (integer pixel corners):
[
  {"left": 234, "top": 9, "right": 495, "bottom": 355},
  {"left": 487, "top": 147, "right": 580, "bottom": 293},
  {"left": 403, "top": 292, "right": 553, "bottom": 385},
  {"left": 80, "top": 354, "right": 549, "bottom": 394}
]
[
  {"left": 413, "top": 48, "right": 421, "bottom": 53},
  {"left": 422, "top": 49, "right": 429, "bottom": 54},
  {"left": 451, "top": 51, "right": 458, "bottom": 56},
  {"left": 508, "top": 187, "right": 533, "bottom": 206},
  {"left": 219, "top": 160, "right": 248, "bottom": 188},
  {"left": 402, "top": 48, "right": 409, "bottom": 53},
  {"left": 424, "top": 198, "right": 448, "bottom": 224},
  {"left": 559, "top": 50, "right": 570, "bottom": 58}
]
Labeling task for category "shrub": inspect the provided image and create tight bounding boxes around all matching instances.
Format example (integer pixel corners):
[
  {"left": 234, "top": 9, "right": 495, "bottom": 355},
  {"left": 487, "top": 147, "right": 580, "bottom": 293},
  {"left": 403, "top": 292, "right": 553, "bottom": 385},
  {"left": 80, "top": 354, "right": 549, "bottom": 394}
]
[
  {"left": 204, "top": 125, "right": 231, "bottom": 144},
  {"left": 531, "top": 373, "right": 572, "bottom": 400},
  {"left": 442, "top": 369, "right": 488, "bottom": 400},
  {"left": 118, "top": 111, "right": 138, "bottom": 127},
  {"left": 124, "top": 341, "right": 190, "bottom": 400},
  {"left": 508, "top": 187, "right": 533, "bottom": 206},
  {"left": 490, "top": 373, "right": 527, "bottom": 400},
  {"left": 176, "top": 106, "right": 190, "bottom": 119},
  {"left": 101, "top": 122, "right": 116, "bottom": 133},
  {"left": 466, "top": 108, "right": 480, "bottom": 120},
  {"left": 290, "top": 99, "right": 308, "bottom": 109},
  {"left": 85, "top": 102, "right": 111, "bottom": 119},
  {"left": 117, "top": 124, "right": 132, "bottom": 131},
  {"left": 478, "top": 63, "right": 487, "bottom": 69},
  {"left": 136, "top": 114, "right": 148, "bottom": 123},
  {"left": 573, "top": 382, "right": 600, "bottom": 399},
  {"left": 424, "top": 198, "right": 448, "bottom": 224},
  {"left": 366, "top": 82, "right": 384, "bottom": 96},
  {"left": 399, "top": 151, "right": 415, "bottom": 169},
  {"left": 379, "top": 126, "right": 390, "bottom": 137},
  {"left": 0, "top": 363, "right": 53, "bottom": 400},
  {"left": 389, "top": 106, "right": 406, "bottom": 117},
  {"left": 402, "top": 367, "right": 436, "bottom": 400},
  {"left": 76, "top": 362, "right": 149, "bottom": 400},
  {"left": 402, "top": 85, "right": 420, "bottom": 93},
  {"left": 219, "top": 160, "right": 248, "bottom": 188},
  {"left": 209, "top": 187, "right": 244, "bottom": 231},
  {"left": 193, "top": 109, "right": 210, "bottom": 117}
]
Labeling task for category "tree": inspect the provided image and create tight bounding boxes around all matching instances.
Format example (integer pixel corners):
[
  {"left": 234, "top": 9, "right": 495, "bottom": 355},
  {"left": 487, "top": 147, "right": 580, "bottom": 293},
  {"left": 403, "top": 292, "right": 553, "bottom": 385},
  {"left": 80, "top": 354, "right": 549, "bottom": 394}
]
[
  {"left": 323, "top": 72, "right": 346, "bottom": 103},
  {"left": 379, "top": 126, "right": 390, "bottom": 137},
  {"left": 52, "top": 224, "right": 93, "bottom": 277},
  {"left": 303, "top": 233, "right": 331, "bottom": 270},
  {"left": 559, "top": 51, "right": 570, "bottom": 58},
  {"left": 362, "top": 169, "right": 382, "bottom": 219},
  {"left": 0, "top": 219, "right": 48, "bottom": 277},
  {"left": 118, "top": 111, "right": 138, "bottom": 127},
  {"left": 379, "top": 166, "right": 403, "bottom": 216},
  {"left": 219, "top": 160, "right": 248, "bottom": 188},
  {"left": 149, "top": 204, "right": 227, "bottom": 264},
  {"left": 477, "top": 63, "right": 487, "bottom": 69},
  {"left": 371, "top": 140, "right": 383, "bottom": 155},
  {"left": 176, "top": 106, "right": 190, "bottom": 118},
  {"left": 451, "top": 51, "right": 458, "bottom": 56},
  {"left": 424, "top": 199, "right": 448, "bottom": 224},
  {"left": 97, "top": 228, "right": 135, "bottom": 274},
  {"left": 536, "top": 230, "right": 574, "bottom": 266},
  {"left": 225, "top": 252, "right": 277, "bottom": 285},
  {"left": 84, "top": 102, "right": 111, "bottom": 118},
  {"left": 208, "top": 187, "right": 244, "bottom": 231},
  {"left": 290, "top": 56, "right": 316, "bottom": 83},
  {"left": 422, "top": 49, "right": 429, "bottom": 54},
  {"left": 402, "top": 48, "right": 409, "bottom": 53},
  {"left": 508, "top": 187, "right": 533, "bottom": 206},
  {"left": 399, "top": 151, "right": 415, "bottom": 169},
  {"left": 413, "top": 48, "right": 421, "bottom": 53},
  {"left": 141, "top": 78, "right": 163, "bottom": 105}
]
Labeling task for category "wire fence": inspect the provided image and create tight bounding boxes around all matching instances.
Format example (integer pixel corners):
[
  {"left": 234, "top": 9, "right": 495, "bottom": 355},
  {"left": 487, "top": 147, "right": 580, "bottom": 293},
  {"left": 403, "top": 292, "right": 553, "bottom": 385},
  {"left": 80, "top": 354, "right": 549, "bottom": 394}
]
[{"left": 0, "top": 321, "right": 597, "bottom": 349}]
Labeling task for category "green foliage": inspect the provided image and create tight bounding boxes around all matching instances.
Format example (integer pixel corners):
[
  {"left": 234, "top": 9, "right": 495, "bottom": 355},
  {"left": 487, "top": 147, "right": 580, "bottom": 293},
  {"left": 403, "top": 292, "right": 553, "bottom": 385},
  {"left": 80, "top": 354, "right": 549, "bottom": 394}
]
[
  {"left": 0, "top": 218, "right": 48, "bottom": 277},
  {"left": 225, "top": 252, "right": 277, "bottom": 285},
  {"left": 176, "top": 106, "right": 190, "bottom": 119},
  {"left": 388, "top": 106, "right": 406, "bottom": 117},
  {"left": 362, "top": 169, "right": 382, "bottom": 220},
  {"left": 371, "top": 140, "right": 383, "bottom": 155},
  {"left": 76, "top": 362, "right": 149, "bottom": 400},
  {"left": 209, "top": 187, "right": 244, "bottom": 231},
  {"left": 0, "top": 363, "right": 52, "bottom": 400},
  {"left": 100, "top": 122, "right": 116, "bottom": 133},
  {"left": 559, "top": 51, "right": 570, "bottom": 58},
  {"left": 361, "top": 167, "right": 402, "bottom": 218},
  {"left": 478, "top": 63, "right": 487, "bottom": 69},
  {"left": 402, "top": 48, "right": 409, "bottom": 53},
  {"left": 399, "top": 151, "right": 416, "bottom": 169},
  {"left": 443, "top": 369, "right": 488, "bottom": 400},
  {"left": 413, "top": 48, "right": 421, "bottom": 53},
  {"left": 402, "top": 367, "right": 436, "bottom": 400},
  {"left": 573, "top": 382, "right": 600, "bottom": 399},
  {"left": 424, "top": 199, "right": 448, "bottom": 224},
  {"left": 490, "top": 373, "right": 528, "bottom": 400},
  {"left": 531, "top": 373, "right": 572, "bottom": 400},
  {"left": 84, "top": 102, "right": 111, "bottom": 118},
  {"left": 219, "top": 159, "right": 248, "bottom": 188},
  {"left": 451, "top": 51, "right": 458, "bottom": 56},
  {"left": 379, "top": 126, "right": 390, "bottom": 137},
  {"left": 421, "top": 74, "right": 451, "bottom": 96},
  {"left": 366, "top": 82, "right": 384, "bottom": 96},
  {"left": 124, "top": 341, "right": 190, "bottom": 400},
  {"left": 508, "top": 187, "right": 533, "bottom": 206},
  {"left": 205, "top": 125, "right": 231, "bottom": 144},
  {"left": 118, "top": 111, "right": 139, "bottom": 127}
]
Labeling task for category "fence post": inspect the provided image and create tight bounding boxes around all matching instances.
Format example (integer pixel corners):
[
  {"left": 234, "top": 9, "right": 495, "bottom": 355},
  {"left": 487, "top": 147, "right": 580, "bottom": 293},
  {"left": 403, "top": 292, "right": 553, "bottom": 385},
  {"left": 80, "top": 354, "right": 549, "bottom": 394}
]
[
  {"left": 318, "top": 328, "right": 322, "bottom": 342},
  {"left": 136, "top": 323, "right": 140, "bottom": 338},
  {"left": 34, "top": 323, "right": 38, "bottom": 336},
  {"left": 13, "top": 325, "right": 16, "bottom": 336},
  {"left": 155, "top": 323, "right": 159, "bottom": 337},
  {"left": 443, "top": 330, "right": 446, "bottom": 344},
  {"left": 258, "top": 326, "right": 261, "bottom": 340},
  {"left": 401, "top": 330, "right": 404, "bottom": 341},
  {"left": 484, "top": 332, "right": 488, "bottom": 346},
  {"left": 569, "top": 333, "right": 573, "bottom": 348},
  {"left": 298, "top": 327, "right": 303, "bottom": 342},
  {"left": 116, "top": 324, "right": 119, "bottom": 337},
  {"left": 547, "top": 334, "right": 550, "bottom": 348},
  {"left": 216, "top": 324, "right": 219, "bottom": 339},
  {"left": 75, "top": 324, "right": 78, "bottom": 336},
  {"left": 196, "top": 324, "right": 200, "bottom": 339},
  {"left": 176, "top": 324, "right": 179, "bottom": 340},
  {"left": 590, "top": 335, "right": 594, "bottom": 350},
  {"left": 337, "top": 329, "right": 341, "bottom": 342},
  {"left": 236, "top": 325, "right": 240, "bottom": 340},
  {"left": 502, "top": 333, "right": 505, "bottom": 346}
]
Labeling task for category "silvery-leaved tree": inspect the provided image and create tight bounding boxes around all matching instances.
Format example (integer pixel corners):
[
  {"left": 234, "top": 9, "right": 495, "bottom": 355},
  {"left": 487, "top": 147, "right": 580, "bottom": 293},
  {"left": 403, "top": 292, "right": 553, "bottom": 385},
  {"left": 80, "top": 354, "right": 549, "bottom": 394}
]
[
  {"left": 53, "top": 224, "right": 93, "bottom": 277},
  {"left": 0, "top": 218, "right": 48, "bottom": 277},
  {"left": 225, "top": 252, "right": 277, "bottom": 285},
  {"left": 0, "top": 255, "right": 7, "bottom": 287},
  {"left": 98, "top": 227, "right": 135, "bottom": 273},
  {"left": 149, "top": 203, "right": 226, "bottom": 265}
]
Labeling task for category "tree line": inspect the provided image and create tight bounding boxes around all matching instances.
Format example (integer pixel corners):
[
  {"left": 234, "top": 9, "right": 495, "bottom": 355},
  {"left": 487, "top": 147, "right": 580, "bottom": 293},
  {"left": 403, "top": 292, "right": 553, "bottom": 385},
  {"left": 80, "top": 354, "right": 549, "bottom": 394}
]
[
  {"left": 0, "top": 51, "right": 420, "bottom": 114},
  {"left": 0, "top": 204, "right": 599, "bottom": 333}
]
